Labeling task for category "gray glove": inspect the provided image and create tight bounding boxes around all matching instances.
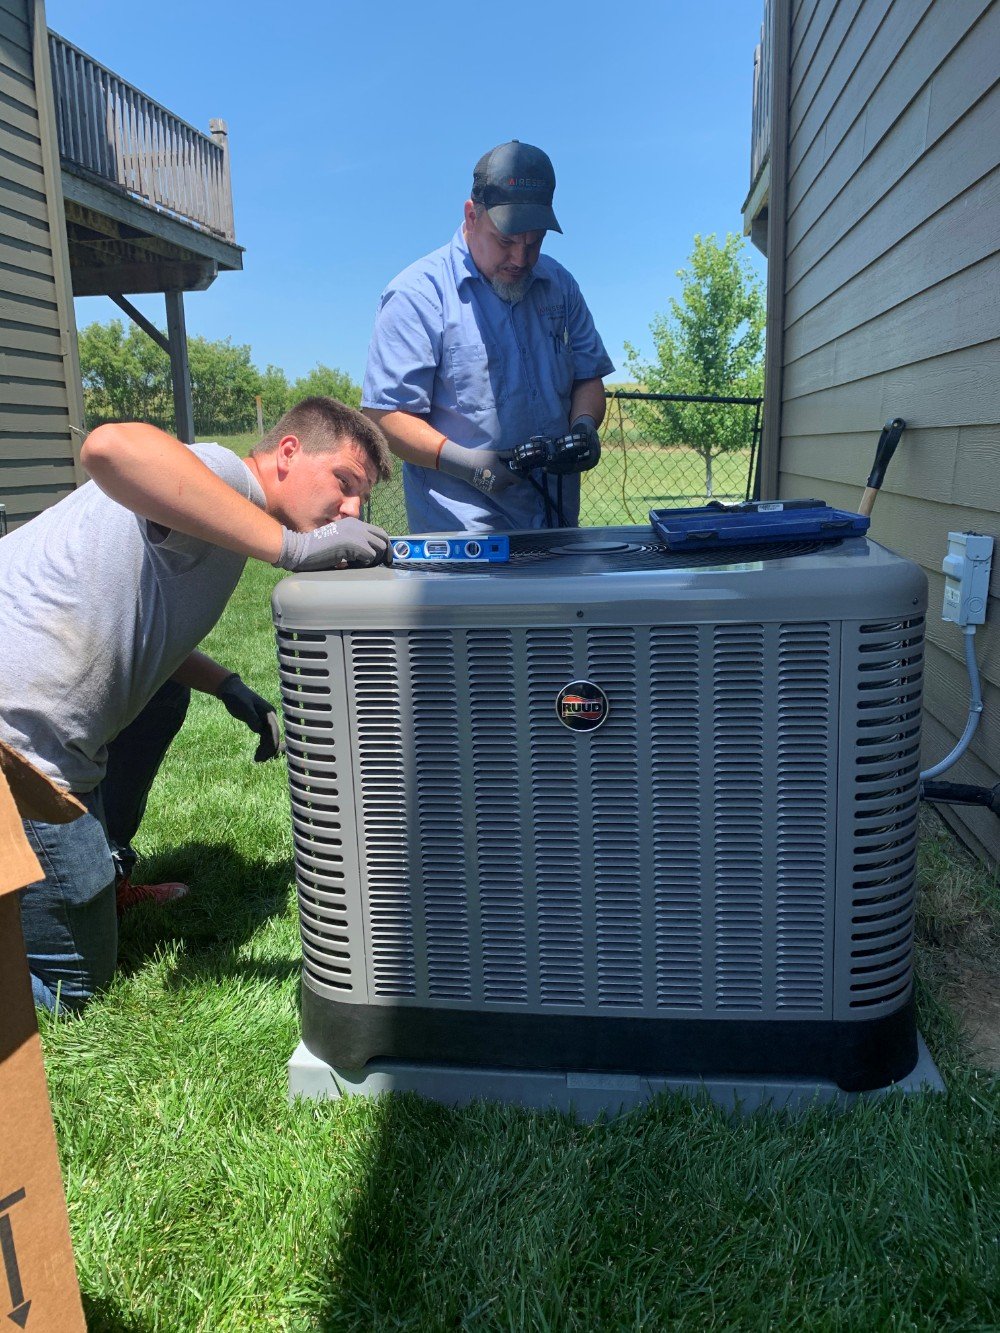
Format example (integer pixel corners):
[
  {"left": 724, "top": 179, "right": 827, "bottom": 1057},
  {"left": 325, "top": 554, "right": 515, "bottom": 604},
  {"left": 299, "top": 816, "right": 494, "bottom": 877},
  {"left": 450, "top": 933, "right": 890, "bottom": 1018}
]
[
  {"left": 566, "top": 414, "right": 602, "bottom": 471},
  {"left": 438, "top": 440, "right": 520, "bottom": 497},
  {"left": 217, "top": 674, "right": 282, "bottom": 762},
  {"left": 274, "top": 518, "right": 390, "bottom": 572}
]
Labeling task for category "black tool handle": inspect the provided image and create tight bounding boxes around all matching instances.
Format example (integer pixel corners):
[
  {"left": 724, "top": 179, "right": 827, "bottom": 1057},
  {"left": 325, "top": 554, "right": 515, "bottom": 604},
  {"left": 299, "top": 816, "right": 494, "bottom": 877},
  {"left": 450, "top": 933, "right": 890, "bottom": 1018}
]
[{"left": 859, "top": 417, "right": 906, "bottom": 516}]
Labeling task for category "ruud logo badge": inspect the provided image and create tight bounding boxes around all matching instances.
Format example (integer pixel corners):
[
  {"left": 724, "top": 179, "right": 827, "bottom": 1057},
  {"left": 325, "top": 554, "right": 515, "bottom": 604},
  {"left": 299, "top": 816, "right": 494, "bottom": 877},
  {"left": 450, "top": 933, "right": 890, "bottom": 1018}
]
[{"left": 556, "top": 680, "right": 609, "bottom": 732}]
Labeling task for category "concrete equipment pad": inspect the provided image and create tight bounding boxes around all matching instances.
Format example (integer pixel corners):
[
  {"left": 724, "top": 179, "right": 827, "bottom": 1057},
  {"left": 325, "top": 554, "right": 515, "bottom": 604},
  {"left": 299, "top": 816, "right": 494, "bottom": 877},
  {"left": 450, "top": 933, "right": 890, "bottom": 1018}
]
[{"left": 288, "top": 1035, "right": 944, "bottom": 1119}]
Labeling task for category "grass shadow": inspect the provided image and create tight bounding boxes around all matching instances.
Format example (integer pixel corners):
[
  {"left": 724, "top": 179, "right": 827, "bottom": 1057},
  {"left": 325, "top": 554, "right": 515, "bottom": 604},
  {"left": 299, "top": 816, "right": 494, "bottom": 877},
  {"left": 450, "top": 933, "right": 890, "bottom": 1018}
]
[
  {"left": 312, "top": 1092, "right": 552, "bottom": 1329},
  {"left": 302, "top": 809, "right": 1000, "bottom": 1328},
  {"left": 81, "top": 1292, "right": 156, "bottom": 1333},
  {"left": 114, "top": 840, "right": 296, "bottom": 986}
]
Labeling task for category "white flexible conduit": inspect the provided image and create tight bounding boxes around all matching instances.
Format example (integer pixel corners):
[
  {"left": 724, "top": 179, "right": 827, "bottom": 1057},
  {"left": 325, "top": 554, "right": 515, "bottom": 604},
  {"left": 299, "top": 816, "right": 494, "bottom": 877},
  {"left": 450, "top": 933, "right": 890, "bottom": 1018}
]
[{"left": 920, "top": 625, "right": 984, "bottom": 783}]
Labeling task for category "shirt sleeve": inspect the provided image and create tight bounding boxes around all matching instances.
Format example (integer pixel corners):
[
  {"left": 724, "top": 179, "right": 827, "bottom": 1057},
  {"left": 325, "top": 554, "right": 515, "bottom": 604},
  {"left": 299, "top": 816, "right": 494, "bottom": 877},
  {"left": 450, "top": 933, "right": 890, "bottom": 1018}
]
[
  {"left": 565, "top": 275, "right": 615, "bottom": 382},
  {"left": 142, "top": 444, "right": 260, "bottom": 557},
  {"left": 361, "top": 286, "right": 444, "bottom": 415}
]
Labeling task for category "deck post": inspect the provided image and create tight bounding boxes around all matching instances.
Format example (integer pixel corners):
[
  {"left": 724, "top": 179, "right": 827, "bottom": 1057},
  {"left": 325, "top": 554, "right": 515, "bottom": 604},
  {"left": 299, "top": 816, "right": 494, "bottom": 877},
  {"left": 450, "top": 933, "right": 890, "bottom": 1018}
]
[
  {"left": 165, "top": 290, "right": 195, "bottom": 444},
  {"left": 209, "top": 118, "right": 235, "bottom": 242}
]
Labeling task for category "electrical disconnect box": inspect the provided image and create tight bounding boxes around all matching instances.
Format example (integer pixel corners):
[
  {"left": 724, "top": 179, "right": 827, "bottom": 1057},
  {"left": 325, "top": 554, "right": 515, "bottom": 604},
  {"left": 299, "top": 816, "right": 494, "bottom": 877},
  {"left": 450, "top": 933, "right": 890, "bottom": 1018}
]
[{"left": 941, "top": 532, "right": 994, "bottom": 625}]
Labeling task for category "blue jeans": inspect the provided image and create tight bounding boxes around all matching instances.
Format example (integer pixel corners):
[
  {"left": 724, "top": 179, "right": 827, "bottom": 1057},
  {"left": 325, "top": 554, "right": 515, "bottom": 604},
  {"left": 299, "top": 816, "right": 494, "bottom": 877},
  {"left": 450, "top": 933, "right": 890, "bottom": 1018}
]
[{"left": 20, "top": 680, "right": 190, "bottom": 1012}]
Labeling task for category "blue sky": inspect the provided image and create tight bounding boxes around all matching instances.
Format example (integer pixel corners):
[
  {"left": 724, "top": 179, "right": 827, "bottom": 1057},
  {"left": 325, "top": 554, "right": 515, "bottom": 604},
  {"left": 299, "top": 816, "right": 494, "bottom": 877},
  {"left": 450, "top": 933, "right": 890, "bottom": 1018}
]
[{"left": 49, "top": 0, "right": 768, "bottom": 385}]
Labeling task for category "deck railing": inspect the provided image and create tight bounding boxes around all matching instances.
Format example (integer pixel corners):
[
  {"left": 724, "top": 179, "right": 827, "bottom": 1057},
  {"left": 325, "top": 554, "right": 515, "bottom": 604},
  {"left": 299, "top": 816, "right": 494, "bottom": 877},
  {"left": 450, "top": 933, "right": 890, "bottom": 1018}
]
[
  {"left": 48, "top": 30, "right": 235, "bottom": 242},
  {"left": 750, "top": 0, "right": 771, "bottom": 186}
]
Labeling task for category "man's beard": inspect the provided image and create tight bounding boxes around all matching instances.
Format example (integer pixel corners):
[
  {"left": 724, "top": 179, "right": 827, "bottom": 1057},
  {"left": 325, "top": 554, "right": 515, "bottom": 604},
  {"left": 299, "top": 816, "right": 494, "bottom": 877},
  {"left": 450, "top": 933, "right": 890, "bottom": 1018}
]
[{"left": 490, "top": 273, "right": 532, "bottom": 304}]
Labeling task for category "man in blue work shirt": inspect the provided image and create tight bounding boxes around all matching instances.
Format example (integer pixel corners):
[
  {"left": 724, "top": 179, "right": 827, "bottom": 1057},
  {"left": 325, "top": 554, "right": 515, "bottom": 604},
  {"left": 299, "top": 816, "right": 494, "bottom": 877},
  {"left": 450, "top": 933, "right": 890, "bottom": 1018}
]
[{"left": 362, "top": 140, "right": 615, "bottom": 533}]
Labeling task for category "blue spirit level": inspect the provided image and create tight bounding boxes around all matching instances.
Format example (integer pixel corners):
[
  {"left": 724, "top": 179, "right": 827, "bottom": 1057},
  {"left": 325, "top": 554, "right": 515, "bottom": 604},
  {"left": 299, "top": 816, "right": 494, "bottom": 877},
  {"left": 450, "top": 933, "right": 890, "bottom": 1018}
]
[{"left": 390, "top": 535, "right": 511, "bottom": 563}]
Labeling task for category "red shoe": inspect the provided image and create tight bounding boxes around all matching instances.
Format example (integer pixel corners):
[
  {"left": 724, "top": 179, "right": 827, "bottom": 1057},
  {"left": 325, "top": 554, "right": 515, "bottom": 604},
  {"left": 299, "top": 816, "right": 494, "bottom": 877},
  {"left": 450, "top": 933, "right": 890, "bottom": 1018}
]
[{"left": 116, "top": 874, "right": 190, "bottom": 917}]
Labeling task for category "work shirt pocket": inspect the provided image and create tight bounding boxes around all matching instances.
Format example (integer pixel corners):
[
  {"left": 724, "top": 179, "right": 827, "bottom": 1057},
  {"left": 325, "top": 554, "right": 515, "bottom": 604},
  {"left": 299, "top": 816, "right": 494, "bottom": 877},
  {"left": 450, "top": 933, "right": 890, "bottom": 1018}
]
[
  {"left": 553, "top": 336, "right": 575, "bottom": 401},
  {"left": 447, "top": 343, "right": 490, "bottom": 414},
  {"left": 543, "top": 303, "right": 575, "bottom": 403}
]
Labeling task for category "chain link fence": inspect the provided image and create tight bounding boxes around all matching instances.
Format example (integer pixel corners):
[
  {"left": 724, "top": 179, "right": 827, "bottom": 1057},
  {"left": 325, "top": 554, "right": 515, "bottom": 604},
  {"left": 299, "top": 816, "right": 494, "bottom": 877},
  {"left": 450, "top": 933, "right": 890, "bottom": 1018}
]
[
  {"left": 85, "top": 400, "right": 267, "bottom": 441},
  {"left": 82, "top": 388, "right": 762, "bottom": 536},
  {"left": 366, "top": 391, "right": 762, "bottom": 534}
]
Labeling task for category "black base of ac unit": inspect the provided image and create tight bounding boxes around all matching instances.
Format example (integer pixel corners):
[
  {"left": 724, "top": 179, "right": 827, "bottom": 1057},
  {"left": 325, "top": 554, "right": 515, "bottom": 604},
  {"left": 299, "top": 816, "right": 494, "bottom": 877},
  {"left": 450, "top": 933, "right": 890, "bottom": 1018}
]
[{"left": 301, "top": 983, "right": 918, "bottom": 1095}]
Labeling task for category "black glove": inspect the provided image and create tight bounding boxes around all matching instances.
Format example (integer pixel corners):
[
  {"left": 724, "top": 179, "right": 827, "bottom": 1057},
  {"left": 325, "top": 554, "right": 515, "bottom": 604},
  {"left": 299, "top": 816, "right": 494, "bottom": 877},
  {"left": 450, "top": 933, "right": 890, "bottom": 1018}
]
[
  {"left": 566, "top": 414, "right": 602, "bottom": 471},
  {"left": 274, "top": 518, "right": 390, "bottom": 572},
  {"left": 217, "top": 674, "right": 282, "bottom": 762},
  {"left": 438, "top": 440, "right": 520, "bottom": 496}
]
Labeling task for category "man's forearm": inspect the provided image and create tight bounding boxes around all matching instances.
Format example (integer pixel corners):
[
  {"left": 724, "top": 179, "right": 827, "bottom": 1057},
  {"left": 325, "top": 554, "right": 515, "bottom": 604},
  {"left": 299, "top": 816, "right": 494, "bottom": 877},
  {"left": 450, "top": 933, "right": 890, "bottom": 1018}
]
[
  {"left": 170, "top": 651, "right": 232, "bottom": 695},
  {"left": 80, "top": 423, "right": 284, "bottom": 562},
  {"left": 363, "top": 409, "right": 449, "bottom": 469},
  {"left": 569, "top": 378, "right": 607, "bottom": 428},
  {"left": 364, "top": 408, "right": 523, "bottom": 499}
]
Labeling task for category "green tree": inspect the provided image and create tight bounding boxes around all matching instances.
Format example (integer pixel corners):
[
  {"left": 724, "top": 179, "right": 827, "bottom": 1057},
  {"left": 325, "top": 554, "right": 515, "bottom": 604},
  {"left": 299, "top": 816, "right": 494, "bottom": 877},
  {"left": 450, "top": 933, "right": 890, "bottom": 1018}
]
[
  {"left": 79, "top": 321, "right": 269, "bottom": 434},
  {"left": 258, "top": 364, "right": 291, "bottom": 426},
  {"left": 187, "top": 335, "right": 261, "bottom": 433},
  {"left": 78, "top": 323, "right": 363, "bottom": 436},
  {"left": 78, "top": 320, "right": 171, "bottom": 425},
  {"left": 624, "top": 233, "right": 765, "bottom": 497},
  {"left": 291, "top": 363, "right": 362, "bottom": 408}
]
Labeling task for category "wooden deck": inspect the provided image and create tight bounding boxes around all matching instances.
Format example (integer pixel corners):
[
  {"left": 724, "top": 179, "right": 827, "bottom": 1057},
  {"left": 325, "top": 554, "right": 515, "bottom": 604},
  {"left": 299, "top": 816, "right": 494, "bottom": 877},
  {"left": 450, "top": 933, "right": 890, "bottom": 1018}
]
[
  {"left": 48, "top": 29, "right": 234, "bottom": 242},
  {"left": 0, "top": 5, "right": 244, "bottom": 524},
  {"left": 742, "top": 0, "right": 772, "bottom": 255},
  {"left": 750, "top": 0, "right": 771, "bottom": 190},
  {"left": 44, "top": 29, "right": 241, "bottom": 301}
]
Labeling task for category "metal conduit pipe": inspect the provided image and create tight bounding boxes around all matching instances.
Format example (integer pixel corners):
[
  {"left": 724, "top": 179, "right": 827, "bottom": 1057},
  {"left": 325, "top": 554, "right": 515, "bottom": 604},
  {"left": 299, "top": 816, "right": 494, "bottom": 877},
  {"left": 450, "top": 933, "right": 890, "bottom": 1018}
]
[{"left": 920, "top": 625, "right": 984, "bottom": 784}]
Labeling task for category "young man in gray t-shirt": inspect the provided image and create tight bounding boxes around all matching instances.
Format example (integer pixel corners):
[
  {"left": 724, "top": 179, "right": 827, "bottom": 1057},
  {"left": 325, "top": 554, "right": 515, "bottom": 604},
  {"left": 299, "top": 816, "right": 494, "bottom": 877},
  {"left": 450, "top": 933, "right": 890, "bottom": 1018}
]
[{"left": 0, "top": 396, "right": 391, "bottom": 1012}]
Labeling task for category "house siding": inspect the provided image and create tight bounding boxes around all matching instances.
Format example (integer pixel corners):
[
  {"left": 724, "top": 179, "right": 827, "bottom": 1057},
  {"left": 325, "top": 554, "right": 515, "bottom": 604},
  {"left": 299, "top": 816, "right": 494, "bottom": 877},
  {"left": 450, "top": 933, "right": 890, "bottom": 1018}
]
[
  {"left": 776, "top": 0, "right": 1000, "bottom": 859},
  {"left": 0, "top": 0, "right": 83, "bottom": 529}
]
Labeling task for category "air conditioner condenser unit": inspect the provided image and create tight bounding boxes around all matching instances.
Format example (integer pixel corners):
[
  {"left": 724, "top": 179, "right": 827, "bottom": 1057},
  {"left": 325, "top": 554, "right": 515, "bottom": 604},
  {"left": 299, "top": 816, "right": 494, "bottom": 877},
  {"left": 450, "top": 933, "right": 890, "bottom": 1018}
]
[{"left": 273, "top": 527, "right": 941, "bottom": 1114}]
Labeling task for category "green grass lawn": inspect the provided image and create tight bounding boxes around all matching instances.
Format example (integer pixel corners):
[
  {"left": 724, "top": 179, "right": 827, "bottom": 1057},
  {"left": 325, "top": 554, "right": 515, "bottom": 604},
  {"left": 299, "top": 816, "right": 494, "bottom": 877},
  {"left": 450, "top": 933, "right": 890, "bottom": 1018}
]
[
  {"left": 39, "top": 546, "right": 1000, "bottom": 1327},
  {"left": 52, "top": 452, "right": 997, "bottom": 1331}
]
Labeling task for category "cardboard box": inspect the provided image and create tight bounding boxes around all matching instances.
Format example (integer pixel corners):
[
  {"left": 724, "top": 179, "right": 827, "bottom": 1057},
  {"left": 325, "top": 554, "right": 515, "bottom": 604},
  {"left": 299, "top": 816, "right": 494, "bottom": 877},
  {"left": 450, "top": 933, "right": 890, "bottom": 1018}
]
[{"left": 0, "top": 740, "right": 86, "bottom": 1332}]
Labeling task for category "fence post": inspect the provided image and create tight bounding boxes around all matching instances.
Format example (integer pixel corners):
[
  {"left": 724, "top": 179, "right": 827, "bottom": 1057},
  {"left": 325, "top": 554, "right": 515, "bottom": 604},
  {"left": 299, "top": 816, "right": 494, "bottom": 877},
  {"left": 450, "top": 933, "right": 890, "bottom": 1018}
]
[{"left": 255, "top": 395, "right": 264, "bottom": 436}]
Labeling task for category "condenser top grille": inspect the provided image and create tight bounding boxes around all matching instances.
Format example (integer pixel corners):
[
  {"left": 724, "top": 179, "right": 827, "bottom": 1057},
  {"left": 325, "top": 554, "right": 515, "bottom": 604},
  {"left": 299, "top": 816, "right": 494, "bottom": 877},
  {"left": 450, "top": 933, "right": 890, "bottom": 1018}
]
[{"left": 273, "top": 527, "right": 926, "bottom": 635}]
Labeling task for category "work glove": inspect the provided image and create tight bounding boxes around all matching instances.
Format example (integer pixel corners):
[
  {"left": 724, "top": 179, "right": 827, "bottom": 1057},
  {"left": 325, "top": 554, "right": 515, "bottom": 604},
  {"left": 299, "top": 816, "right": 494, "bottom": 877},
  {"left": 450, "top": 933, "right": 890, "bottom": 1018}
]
[
  {"left": 274, "top": 518, "right": 390, "bottom": 572},
  {"left": 565, "top": 414, "right": 602, "bottom": 471},
  {"left": 438, "top": 440, "right": 520, "bottom": 497},
  {"left": 217, "top": 674, "right": 282, "bottom": 762}
]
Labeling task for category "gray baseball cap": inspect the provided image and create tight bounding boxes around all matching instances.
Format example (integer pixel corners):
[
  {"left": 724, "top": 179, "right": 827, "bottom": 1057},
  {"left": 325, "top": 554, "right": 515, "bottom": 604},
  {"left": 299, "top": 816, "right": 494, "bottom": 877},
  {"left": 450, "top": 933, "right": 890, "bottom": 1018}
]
[{"left": 471, "top": 140, "right": 562, "bottom": 235}]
